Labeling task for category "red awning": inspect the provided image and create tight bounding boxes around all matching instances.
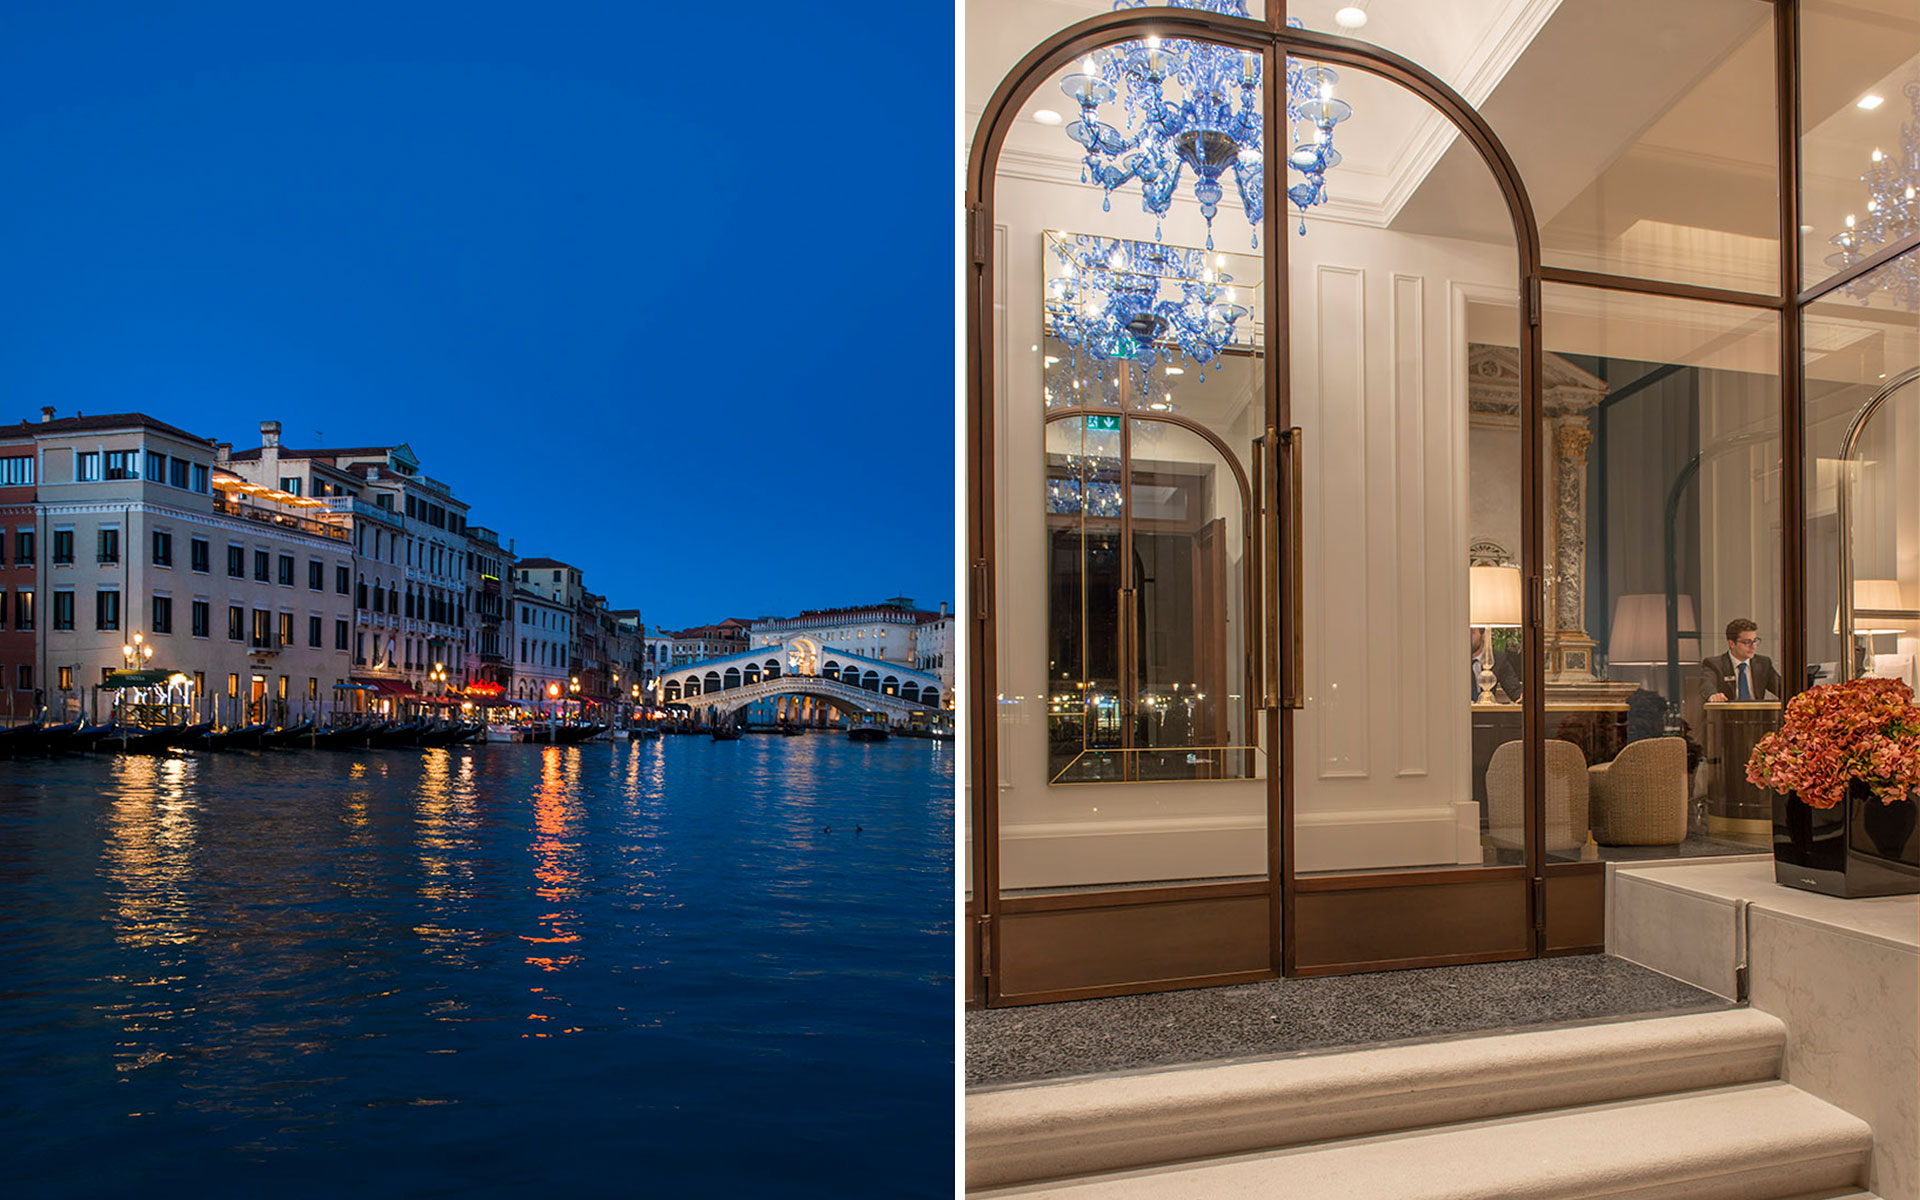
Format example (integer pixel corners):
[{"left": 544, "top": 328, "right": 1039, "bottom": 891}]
[{"left": 352, "top": 678, "right": 420, "bottom": 698}]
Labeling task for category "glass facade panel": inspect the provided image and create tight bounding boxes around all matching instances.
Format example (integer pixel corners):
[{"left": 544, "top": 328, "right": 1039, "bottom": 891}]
[
  {"left": 994, "top": 37, "right": 1269, "bottom": 895},
  {"left": 1800, "top": 0, "right": 1920, "bottom": 293},
  {"left": 1804, "top": 252, "right": 1920, "bottom": 697},
  {"left": 1296, "top": 0, "right": 1778, "bottom": 293},
  {"left": 1541, "top": 285, "right": 1781, "bottom": 862}
]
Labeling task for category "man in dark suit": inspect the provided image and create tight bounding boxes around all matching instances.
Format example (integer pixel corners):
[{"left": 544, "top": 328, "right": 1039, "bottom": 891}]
[{"left": 1701, "top": 617, "right": 1780, "bottom": 704}]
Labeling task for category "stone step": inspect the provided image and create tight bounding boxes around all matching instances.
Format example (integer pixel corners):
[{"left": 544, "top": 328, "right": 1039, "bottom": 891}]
[
  {"left": 973, "top": 1081, "right": 1872, "bottom": 1200},
  {"left": 969, "top": 1009, "right": 1786, "bottom": 1189}
]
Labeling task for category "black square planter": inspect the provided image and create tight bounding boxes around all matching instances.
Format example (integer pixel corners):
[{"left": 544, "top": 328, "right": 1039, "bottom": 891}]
[{"left": 1774, "top": 784, "right": 1920, "bottom": 898}]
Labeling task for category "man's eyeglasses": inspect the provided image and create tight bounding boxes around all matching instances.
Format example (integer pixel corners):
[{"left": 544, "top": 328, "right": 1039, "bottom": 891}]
[{"left": 1735, "top": 636, "right": 1762, "bottom": 647}]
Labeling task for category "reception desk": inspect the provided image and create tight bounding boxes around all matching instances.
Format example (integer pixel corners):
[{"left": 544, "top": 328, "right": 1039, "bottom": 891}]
[{"left": 1702, "top": 701, "right": 1781, "bottom": 842}]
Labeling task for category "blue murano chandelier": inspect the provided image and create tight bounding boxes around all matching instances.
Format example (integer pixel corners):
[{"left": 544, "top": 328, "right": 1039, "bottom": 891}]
[
  {"left": 1045, "top": 233, "right": 1250, "bottom": 383},
  {"left": 1827, "top": 81, "right": 1918, "bottom": 307},
  {"left": 1061, "top": 1, "right": 1353, "bottom": 248}
]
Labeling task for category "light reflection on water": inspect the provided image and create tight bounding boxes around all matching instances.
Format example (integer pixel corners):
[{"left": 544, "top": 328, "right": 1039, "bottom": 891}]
[{"left": 0, "top": 736, "right": 952, "bottom": 1197}]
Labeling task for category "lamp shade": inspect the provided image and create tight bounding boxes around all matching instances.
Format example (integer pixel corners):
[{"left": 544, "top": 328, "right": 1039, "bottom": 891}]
[
  {"left": 1837, "top": 579, "right": 1911, "bottom": 635},
  {"left": 1609, "top": 592, "right": 1700, "bottom": 665},
  {"left": 1469, "top": 565, "right": 1523, "bottom": 627}
]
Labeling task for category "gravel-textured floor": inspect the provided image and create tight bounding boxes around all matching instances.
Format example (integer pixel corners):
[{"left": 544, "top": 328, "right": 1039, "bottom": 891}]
[{"left": 967, "top": 955, "right": 1726, "bottom": 1088}]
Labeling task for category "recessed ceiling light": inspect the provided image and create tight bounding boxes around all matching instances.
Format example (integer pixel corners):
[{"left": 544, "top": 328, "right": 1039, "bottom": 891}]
[
  {"left": 1858, "top": 95, "right": 1885, "bottom": 111},
  {"left": 1334, "top": 6, "right": 1367, "bottom": 29},
  {"left": 1033, "top": 109, "right": 1063, "bottom": 126}
]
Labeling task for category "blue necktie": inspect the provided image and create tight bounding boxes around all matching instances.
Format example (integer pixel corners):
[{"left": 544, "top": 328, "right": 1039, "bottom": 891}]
[
  {"left": 1472, "top": 657, "right": 1482, "bottom": 701},
  {"left": 1737, "top": 661, "right": 1751, "bottom": 701}
]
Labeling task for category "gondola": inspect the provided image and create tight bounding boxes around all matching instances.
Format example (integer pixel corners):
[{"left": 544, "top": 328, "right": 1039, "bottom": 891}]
[{"left": 261, "top": 720, "right": 313, "bottom": 748}]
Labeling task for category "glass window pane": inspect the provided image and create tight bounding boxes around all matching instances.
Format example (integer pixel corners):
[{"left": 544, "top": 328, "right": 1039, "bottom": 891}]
[
  {"left": 1800, "top": 1, "right": 1920, "bottom": 294},
  {"left": 1804, "top": 251, "right": 1920, "bottom": 696},
  {"left": 1297, "top": 0, "right": 1779, "bottom": 293},
  {"left": 992, "top": 33, "right": 1269, "bottom": 895},
  {"left": 1541, "top": 285, "right": 1781, "bottom": 863}
]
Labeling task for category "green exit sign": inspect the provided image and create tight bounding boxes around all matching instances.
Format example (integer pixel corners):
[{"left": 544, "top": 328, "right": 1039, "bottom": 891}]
[{"left": 1086, "top": 414, "right": 1120, "bottom": 431}]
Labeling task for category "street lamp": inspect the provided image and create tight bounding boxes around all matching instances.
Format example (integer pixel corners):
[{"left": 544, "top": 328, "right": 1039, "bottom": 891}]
[{"left": 120, "top": 632, "right": 155, "bottom": 670}]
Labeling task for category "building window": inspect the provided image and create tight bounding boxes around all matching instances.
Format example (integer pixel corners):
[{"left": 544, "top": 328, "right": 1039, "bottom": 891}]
[
  {"left": 227, "top": 673, "right": 239, "bottom": 698},
  {"left": 308, "top": 559, "right": 323, "bottom": 591},
  {"left": 152, "top": 530, "right": 173, "bottom": 567},
  {"left": 307, "top": 677, "right": 318, "bottom": 701},
  {"left": 14, "top": 590, "right": 31, "bottom": 631},
  {"left": 58, "top": 666, "right": 72, "bottom": 691},
  {"left": 192, "top": 670, "right": 205, "bottom": 695},
  {"left": 251, "top": 609, "right": 271, "bottom": 648},
  {"left": 52, "top": 590, "right": 74, "bottom": 630},
  {"left": 191, "top": 463, "right": 209, "bottom": 493},
  {"left": 151, "top": 595, "right": 172, "bottom": 634},
  {"left": 191, "top": 538, "right": 210, "bottom": 573},
  {"left": 192, "top": 600, "right": 210, "bottom": 638},
  {"left": 375, "top": 493, "right": 392, "bottom": 510},
  {"left": 227, "top": 545, "right": 244, "bottom": 577},
  {"left": 277, "top": 675, "right": 289, "bottom": 701},
  {"left": 146, "top": 451, "right": 167, "bottom": 481},
  {"left": 336, "top": 565, "right": 350, "bottom": 595},
  {"left": 169, "top": 458, "right": 188, "bottom": 489},
  {"left": 16, "top": 665, "right": 29, "bottom": 692},
  {"left": 335, "top": 619, "right": 349, "bottom": 651},
  {"left": 279, "top": 477, "right": 302, "bottom": 497},
  {"left": 357, "top": 579, "right": 368, "bottom": 609},
  {"left": 104, "top": 450, "right": 137, "bottom": 480},
  {"left": 308, "top": 615, "right": 322, "bottom": 647},
  {"left": 77, "top": 452, "right": 100, "bottom": 482},
  {"left": 97, "top": 528, "right": 119, "bottom": 564},
  {"left": 277, "top": 555, "right": 294, "bottom": 587},
  {"left": 254, "top": 550, "right": 269, "bottom": 582},
  {"left": 373, "top": 587, "right": 384, "bottom": 614},
  {"left": 229, "top": 605, "right": 245, "bottom": 641},
  {"left": 355, "top": 632, "right": 365, "bottom": 665},
  {"left": 278, "top": 612, "right": 294, "bottom": 647},
  {"left": 0, "top": 456, "right": 32, "bottom": 486},
  {"left": 95, "top": 589, "right": 120, "bottom": 631},
  {"left": 15, "top": 529, "right": 31, "bottom": 562}
]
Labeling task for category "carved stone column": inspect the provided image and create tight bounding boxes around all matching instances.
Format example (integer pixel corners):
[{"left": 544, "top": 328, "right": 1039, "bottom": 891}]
[{"left": 1548, "top": 417, "right": 1596, "bottom": 682}]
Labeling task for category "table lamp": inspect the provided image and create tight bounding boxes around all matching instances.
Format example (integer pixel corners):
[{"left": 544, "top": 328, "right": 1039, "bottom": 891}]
[{"left": 1469, "top": 565, "right": 1522, "bottom": 703}]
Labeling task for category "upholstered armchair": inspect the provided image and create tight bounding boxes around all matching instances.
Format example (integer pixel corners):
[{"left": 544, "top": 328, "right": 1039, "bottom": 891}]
[
  {"left": 1588, "top": 735, "right": 1689, "bottom": 846},
  {"left": 1486, "top": 739, "right": 1591, "bottom": 854}
]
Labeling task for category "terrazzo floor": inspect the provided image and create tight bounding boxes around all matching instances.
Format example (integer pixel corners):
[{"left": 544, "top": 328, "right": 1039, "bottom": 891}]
[{"left": 967, "top": 955, "right": 1728, "bottom": 1088}]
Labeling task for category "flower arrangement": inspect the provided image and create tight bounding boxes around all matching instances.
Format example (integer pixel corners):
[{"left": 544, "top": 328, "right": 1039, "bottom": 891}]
[{"left": 1747, "top": 677, "right": 1920, "bottom": 810}]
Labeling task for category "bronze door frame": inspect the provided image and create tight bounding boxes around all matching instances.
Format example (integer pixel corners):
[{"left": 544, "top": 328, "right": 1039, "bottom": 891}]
[{"left": 966, "top": 0, "right": 1812, "bottom": 1005}]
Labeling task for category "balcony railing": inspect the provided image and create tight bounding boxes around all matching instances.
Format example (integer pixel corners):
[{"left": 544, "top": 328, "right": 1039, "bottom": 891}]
[{"left": 214, "top": 495, "right": 351, "bottom": 543}]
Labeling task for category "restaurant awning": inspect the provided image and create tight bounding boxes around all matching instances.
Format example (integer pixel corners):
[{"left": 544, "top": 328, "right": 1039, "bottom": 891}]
[
  {"left": 351, "top": 678, "right": 420, "bottom": 698},
  {"left": 102, "top": 669, "right": 177, "bottom": 690}
]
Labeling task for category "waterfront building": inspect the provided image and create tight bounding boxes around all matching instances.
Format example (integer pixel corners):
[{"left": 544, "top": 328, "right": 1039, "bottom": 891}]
[
  {"left": 510, "top": 579, "right": 572, "bottom": 709},
  {"left": 749, "top": 598, "right": 948, "bottom": 673},
  {"left": 669, "top": 618, "right": 751, "bottom": 665},
  {"left": 0, "top": 421, "right": 42, "bottom": 719},
  {"left": 464, "top": 524, "right": 514, "bottom": 695},
  {"left": 1, "top": 411, "right": 355, "bottom": 723},
  {"left": 227, "top": 428, "right": 474, "bottom": 702}
]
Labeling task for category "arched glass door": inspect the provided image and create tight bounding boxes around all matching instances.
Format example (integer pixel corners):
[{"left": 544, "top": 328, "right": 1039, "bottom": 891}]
[{"left": 966, "top": 2, "right": 1565, "bottom": 1005}]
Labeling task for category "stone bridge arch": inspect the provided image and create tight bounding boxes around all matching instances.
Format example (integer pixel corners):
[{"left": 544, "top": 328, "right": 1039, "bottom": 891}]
[{"left": 671, "top": 674, "right": 934, "bottom": 725}]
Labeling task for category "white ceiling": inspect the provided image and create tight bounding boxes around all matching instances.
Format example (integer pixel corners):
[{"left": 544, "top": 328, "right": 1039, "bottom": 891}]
[{"left": 963, "top": 0, "right": 1920, "bottom": 296}]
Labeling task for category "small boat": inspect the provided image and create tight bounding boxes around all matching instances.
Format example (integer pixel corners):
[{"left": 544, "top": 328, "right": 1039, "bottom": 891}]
[
  {"left": 0, "top": 720, "right": 44, "bottom": 758},
  {"left": 848, "top": 712, "right": 891, "bottom": 742},
  {"left": 261, "top": 720, "right": 314, "bottom": 748},
  {"left": 710, "top": 722, "right": 743, "bottom": 742},
  {"left": 31, "top": 720, "right": 81, "bottom": 755},
  {"left": 70, "top": 721, "right": 115, "bottom": 753},
  {"left": 628, "top": 725, "right": 661, "bottom": 741},
  {"left": 779, "top": 723, "right": 804, "bottom": 736}
]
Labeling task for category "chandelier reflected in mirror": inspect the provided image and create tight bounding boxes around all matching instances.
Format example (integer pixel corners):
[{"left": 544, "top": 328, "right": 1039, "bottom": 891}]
[
  {"left": 1044, "top": 231, "right": 1258, "bottom": 388},
  {"left": 1062, "top": 2, "right": 1353, "bottom": 247},
  {"left": 1826, "top": 80, "right": 1918, "bottom": 308}
]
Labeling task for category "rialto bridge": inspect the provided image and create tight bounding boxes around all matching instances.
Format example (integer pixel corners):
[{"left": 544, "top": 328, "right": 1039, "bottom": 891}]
[{"left": 654, "top": 637, "right": 942, "bottom": 726}]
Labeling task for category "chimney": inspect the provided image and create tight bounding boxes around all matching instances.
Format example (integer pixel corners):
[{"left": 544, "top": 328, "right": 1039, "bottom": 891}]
[
  {"left": 260, "top": 420, "right": 281, "bottom": 476},
  {"left": 939, "top": 601, "right": 948, "bottom": 617},
  {"left": 215, "top": 442, "right": 232, "bottom": 462},
  {"left": 260, "top": 420, "right": 281, "bottom": 447},
  {"left": 39, "top": 406, "right": 55, "bottom": 423}
]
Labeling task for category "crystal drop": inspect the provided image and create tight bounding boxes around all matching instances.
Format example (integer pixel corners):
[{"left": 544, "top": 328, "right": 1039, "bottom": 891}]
[{"left": 1103, "top": 195, "right": 1111, "bottom": 213}]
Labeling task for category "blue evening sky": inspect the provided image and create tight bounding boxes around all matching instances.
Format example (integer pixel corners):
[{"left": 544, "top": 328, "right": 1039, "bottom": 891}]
[{"left": 0, "top": 2, "right": 954, "bottom": 631}]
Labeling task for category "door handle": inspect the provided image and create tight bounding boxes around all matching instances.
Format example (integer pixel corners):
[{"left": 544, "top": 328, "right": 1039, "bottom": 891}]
[
  {"left": 1282, "top": 427, "right": 1304, "bottom": 710},
  {"left": 1261, "top": 427, "right": 1281, "bottom": 709}
]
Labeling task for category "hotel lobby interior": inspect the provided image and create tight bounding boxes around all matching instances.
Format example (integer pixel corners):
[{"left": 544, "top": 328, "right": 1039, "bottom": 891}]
[{"left": 961, "top": 1, "right": 1919, "bottom": 1195}]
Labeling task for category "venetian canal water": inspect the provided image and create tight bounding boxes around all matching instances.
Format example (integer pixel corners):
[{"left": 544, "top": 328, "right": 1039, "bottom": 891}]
[{"left": 0, "top": 734, "right": 953, "bottom": 1197}]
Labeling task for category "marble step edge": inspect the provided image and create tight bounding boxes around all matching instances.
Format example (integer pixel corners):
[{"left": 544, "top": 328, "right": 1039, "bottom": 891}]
[
  {"left": 972, "top": 1081, "right": 1872, "bottom": 1200},
  {"left": 968, "top": 1008, "right": 1787, "bottom": 1190}
]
